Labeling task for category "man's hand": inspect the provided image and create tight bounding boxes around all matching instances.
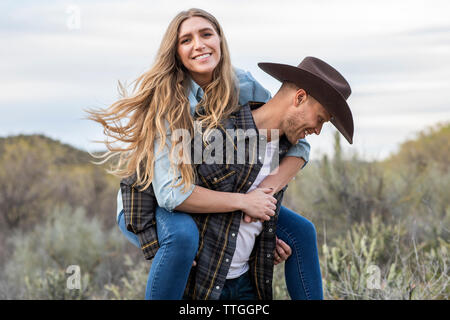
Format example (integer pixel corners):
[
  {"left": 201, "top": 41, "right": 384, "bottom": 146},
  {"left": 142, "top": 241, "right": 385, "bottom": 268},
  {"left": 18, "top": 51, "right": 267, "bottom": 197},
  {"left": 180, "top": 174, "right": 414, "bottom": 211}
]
[
  {"left": 241, "top": 188, "right": 277, "bottom": 222},
  {"left": 274, "top": 237, "right": 292, "bottom": 265}
]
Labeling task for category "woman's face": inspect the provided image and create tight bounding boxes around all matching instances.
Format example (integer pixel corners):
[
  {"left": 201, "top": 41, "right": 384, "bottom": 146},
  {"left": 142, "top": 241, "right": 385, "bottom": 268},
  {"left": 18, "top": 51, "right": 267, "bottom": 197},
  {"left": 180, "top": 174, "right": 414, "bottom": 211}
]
[{"left": 177, "top": 16, "right": 221, "bottom": 87}]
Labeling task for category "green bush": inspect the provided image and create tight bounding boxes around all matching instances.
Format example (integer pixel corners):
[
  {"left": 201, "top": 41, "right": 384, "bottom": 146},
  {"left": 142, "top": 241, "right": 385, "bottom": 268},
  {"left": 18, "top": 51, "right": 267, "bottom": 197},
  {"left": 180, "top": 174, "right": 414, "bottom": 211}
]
[
  {"left": 321, "top": 215, "right": 449, "bottom": 300},
  {"left": 23, "top": 268, "right": 91, "bottom": 300},
  {"left": 3, "top": 205, "right": 138, "bottom": 299},
  {"left": 103, "top": 254, "right": 149, "bottom": 300}
]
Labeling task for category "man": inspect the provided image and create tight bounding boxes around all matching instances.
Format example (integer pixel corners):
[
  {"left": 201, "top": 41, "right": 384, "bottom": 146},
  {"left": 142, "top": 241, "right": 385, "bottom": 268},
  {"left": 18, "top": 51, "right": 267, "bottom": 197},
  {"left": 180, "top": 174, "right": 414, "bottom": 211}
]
[{"left": 122, "top": 56, "right": 354, "bottom": 300}]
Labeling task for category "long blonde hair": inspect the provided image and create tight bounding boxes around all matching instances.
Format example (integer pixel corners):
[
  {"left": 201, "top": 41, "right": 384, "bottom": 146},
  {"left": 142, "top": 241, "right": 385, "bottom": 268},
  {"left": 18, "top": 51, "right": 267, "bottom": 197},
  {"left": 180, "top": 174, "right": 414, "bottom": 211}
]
[{"left": 87, "top": 8, "right": 238, "bottom": 192}]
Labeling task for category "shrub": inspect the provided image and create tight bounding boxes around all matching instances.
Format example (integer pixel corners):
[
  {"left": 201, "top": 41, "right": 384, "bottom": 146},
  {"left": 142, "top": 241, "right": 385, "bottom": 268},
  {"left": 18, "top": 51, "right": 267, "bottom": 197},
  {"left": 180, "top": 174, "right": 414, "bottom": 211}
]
[
  {"left": 103, "top": 255, "right": 149, "bottom": 300},
  {"left": 3, "top": 205, "right": 135, "bottom": 299},
  {"left": 321, "top": 215, "right": 449, "bottom": 300}
]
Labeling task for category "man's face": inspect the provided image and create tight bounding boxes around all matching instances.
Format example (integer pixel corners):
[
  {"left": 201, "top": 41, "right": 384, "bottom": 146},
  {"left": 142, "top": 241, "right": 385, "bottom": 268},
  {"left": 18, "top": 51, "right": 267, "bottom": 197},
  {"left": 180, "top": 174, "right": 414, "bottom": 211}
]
[{"left": 282, "top": 94, "right": 332, "bottom": 145}]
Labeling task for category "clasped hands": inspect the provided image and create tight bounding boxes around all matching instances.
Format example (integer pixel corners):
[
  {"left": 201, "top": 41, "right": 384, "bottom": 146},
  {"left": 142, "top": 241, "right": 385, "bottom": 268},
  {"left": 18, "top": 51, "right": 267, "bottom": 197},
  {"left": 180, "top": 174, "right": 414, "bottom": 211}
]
[
  {"left": 191, "top": 187, "right": 292, "bottom": 267},
  {"left": 241, "top": 187, "right": 292, "bottom": 264}
]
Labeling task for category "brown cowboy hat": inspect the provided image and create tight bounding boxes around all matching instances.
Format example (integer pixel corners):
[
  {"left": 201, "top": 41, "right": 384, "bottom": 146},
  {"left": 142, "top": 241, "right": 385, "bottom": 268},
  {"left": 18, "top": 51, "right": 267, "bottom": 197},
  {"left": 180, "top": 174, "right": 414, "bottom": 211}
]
[{"left": 258, "top": 56, "right": 354, "bottom": 144}]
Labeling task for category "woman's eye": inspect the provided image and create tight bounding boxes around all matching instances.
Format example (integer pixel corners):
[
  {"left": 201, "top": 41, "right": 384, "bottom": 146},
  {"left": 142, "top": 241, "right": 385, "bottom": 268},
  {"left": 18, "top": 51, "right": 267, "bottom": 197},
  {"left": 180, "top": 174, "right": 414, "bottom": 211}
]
[
  {"left": 180, "top": 38, "right": 190, "bottom": 44},
  {"left": 203, "top": 33, "right": 212, "bottom": 37}
]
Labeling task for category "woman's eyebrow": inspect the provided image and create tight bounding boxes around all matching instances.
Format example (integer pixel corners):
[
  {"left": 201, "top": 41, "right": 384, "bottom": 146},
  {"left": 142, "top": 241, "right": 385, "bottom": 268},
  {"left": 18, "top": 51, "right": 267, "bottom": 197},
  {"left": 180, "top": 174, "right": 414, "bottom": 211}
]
[
  {"left": 198, "top": 27, "right": 214, "bottom": 33},
  {"left": 179, "top": 27, "right": 214, "bottom": 39}
]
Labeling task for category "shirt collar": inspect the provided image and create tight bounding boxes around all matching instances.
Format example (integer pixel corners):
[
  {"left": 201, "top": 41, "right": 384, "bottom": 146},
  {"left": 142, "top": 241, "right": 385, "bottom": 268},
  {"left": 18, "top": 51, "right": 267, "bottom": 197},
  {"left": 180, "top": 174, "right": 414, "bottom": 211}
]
[{"left": 189, "top": 78, "right": 204, "bottom": 103}]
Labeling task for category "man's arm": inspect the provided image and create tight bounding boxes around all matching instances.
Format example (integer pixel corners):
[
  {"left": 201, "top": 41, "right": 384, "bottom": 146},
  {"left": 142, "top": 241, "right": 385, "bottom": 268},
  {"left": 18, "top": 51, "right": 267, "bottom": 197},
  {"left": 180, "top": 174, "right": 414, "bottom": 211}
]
[
  {"left": 243, "top": 156, "right": 305, "bottom": 223},
  {"left": 258, "top": 156, "right": 305, "bottom": 195}
]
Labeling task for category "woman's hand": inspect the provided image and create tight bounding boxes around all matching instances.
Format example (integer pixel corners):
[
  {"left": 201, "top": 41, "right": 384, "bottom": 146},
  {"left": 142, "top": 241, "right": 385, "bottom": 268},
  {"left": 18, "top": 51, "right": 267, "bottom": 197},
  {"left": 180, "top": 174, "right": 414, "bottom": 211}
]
[
  {"left": 274, "top": 237, "right": 292, "bottom": 265},
  {"left": 243, "top": 188, "right": 276, "bottom": 223},
  {"left": 240, "top": 188, "right": 277, "bottom": 222}
]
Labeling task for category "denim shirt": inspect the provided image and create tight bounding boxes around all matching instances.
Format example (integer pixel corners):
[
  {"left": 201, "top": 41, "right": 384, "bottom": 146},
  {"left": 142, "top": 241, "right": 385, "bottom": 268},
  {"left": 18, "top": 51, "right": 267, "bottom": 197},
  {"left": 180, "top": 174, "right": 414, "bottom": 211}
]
[{"left": 116, "top": 68, "right": 311, "bottom": 219}]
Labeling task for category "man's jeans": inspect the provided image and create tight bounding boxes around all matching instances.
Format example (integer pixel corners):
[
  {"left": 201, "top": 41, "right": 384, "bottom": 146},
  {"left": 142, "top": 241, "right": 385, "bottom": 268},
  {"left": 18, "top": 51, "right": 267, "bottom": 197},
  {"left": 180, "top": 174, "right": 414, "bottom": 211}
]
[
  {"left": 117, "top": 205, "right": 323, "bottom": 300},
  {"left": 219, "top": 271, "right": 257, "bottom": 300}
]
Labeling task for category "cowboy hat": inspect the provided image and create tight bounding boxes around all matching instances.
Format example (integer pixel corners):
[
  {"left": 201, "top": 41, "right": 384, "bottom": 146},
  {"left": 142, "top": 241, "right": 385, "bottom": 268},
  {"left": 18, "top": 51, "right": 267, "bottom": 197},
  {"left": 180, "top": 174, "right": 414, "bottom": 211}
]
[{"left": 258, "top": 56, "right": 354, "bottom": 144}]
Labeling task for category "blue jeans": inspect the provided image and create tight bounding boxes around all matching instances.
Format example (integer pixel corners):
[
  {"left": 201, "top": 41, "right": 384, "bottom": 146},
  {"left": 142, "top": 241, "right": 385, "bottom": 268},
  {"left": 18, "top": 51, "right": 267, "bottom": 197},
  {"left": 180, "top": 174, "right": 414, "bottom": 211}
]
[
  {"left": 276, "top": 206, "right": 323, "bottom": 300},
  {"left": 118, "top": 206, "right": 199, "bottom": 299},
  {"left": 219, "top": 271, "right": 257, "bottom": 300},
  {"left": 117, "top": 205, "right": 323, "bottom": 300}
]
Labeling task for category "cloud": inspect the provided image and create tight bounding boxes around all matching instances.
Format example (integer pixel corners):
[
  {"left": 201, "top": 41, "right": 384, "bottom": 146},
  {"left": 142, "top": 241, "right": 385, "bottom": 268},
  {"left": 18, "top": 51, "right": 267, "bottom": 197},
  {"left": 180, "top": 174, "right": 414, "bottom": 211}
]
[{"left": 1, "top": 0, "right": 450, "bottom": 160}]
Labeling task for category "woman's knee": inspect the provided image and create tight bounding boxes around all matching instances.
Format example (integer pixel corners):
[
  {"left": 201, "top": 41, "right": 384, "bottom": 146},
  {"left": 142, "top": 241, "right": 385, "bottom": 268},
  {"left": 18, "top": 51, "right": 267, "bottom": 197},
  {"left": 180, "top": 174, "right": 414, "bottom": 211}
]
[
  {"left": 279, "top": 206, "right": 318, "bottom": 243},
  {"left": 170, "top": 220, "right": 199, "bottom": 253},
  {"left": 301, "top": 218, "right": 318, "bottom": 243},
  {"left": 156, "top": 207, "right": 199, "bottom": 255}
]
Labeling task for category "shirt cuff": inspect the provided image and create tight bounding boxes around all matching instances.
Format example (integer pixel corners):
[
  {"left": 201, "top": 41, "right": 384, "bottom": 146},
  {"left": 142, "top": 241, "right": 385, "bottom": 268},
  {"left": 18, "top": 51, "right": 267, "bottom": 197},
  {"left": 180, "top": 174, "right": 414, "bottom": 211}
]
[
  {"left": 285, "top": 138, "right": 311, "bottom": 169},
  {"left": 158, "top": 183, "right": 195, "bottom": 212}
]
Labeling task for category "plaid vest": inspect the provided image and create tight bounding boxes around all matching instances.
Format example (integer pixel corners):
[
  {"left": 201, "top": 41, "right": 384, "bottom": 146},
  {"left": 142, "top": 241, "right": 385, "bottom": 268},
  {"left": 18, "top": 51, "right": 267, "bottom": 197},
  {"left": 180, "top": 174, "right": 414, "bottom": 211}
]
[{"left": 120, "top": 102, "right": 292, "bottom": 300}]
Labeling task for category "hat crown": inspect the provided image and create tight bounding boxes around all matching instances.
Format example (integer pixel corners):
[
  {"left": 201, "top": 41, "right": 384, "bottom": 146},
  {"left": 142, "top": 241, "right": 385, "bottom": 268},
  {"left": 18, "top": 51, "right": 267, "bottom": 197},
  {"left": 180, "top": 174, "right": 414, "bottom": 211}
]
[{"left": 298, "top": 56, "right": 351, "bottom": 100}]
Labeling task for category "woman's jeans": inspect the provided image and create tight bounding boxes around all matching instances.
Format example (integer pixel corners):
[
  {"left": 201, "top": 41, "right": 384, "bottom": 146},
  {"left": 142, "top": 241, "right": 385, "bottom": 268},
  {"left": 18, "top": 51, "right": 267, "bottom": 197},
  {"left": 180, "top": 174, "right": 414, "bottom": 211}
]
[
  {"left": 276, "top": 206, "right": 323, "bottom": 300},
  {"left": 118, "top": 206, "right": 198, "bottom": 300},
  {"left": 117, "top": 205, "right": 323, "bottom": 300}
]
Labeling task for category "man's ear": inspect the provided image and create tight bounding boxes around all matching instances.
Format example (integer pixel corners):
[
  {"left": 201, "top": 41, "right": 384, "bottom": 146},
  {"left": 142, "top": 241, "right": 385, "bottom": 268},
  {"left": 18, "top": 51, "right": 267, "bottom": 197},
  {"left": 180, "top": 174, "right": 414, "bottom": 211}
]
[{"left": 294, "top": 89, "right": 307, "bottom": 107}]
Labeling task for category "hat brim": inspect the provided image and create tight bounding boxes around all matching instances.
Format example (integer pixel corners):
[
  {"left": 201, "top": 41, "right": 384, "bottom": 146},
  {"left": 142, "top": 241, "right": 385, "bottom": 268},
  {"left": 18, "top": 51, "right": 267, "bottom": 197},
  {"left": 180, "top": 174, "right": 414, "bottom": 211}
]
[{"left": 258, "top": 62, "right": 354, "bottom": 144}]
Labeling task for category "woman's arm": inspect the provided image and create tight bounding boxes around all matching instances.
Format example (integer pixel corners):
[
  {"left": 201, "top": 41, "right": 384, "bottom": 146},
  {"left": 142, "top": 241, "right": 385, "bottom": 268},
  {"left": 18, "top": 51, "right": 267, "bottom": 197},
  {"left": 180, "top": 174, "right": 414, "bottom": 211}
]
[
  {"left": 152, "top": 132, "right": 277, "bottom": 221},
  {"left": 175, "top": 186, "right": 276, "bottom": 221}
]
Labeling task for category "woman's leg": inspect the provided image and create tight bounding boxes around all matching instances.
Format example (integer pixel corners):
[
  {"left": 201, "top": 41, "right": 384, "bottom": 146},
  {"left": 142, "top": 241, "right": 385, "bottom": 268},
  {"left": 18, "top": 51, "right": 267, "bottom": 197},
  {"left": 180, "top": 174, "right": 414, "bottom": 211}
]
[
  {"left": 146, "top": 206, "right": 199, "bottom": 300},
  {"left": 276, "top": 205, "right": 323, "bottom": 300},
  {"left": 117, "top": 209, "right": 140, "bottom": 248},
  {"left": 117, "top": 207, "right": 199, "bottom": 300}
]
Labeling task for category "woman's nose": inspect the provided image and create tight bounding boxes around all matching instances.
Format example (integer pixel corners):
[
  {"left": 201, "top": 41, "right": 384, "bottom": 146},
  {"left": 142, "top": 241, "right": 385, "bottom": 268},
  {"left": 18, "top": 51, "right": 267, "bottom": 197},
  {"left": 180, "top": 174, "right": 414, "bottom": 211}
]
[{"left": 193, "top": 37, "right": 206, "bottom": 50}]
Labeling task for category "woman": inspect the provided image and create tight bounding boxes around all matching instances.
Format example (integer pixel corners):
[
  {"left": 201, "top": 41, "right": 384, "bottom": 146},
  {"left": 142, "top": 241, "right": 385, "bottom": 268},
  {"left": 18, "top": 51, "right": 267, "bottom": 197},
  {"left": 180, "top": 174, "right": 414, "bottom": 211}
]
[{"left": 89, "top": 8, "right": 322, "bottom": 300}]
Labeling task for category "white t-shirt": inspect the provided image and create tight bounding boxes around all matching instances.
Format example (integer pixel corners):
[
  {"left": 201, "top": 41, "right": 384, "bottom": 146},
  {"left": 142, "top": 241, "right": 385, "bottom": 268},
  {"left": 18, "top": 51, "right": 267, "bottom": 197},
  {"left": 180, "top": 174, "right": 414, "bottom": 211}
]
[{"left": 227, "top": 140, "right": 278, "bottom": 279}]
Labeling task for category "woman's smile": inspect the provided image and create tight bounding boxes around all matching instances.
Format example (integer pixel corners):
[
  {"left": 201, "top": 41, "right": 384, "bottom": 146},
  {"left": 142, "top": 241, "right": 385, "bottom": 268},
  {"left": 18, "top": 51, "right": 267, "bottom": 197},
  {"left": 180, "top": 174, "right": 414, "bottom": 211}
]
[
  {"left": 192, "top": 53, "right": 212, "bottom": 61},
  {"left": 177, "top": 16, "right": 221, "bottom": 86}
]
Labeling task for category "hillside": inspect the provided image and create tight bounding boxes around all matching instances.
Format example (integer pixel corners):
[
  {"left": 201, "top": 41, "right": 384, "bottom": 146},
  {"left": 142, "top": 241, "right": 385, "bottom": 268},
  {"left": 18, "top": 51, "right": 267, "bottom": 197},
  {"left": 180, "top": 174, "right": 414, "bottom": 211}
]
[
  {"left": 383, "top": 122, "right": 450, "bottom": 173},
  {"left": 0, "top": 134, "right": 119, "bottom": 231}
]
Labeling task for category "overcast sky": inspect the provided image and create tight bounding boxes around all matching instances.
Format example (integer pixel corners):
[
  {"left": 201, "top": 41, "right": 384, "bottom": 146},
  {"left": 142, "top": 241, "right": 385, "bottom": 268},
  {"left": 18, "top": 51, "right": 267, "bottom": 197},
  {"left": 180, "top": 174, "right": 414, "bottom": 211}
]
[{"left": 1, "top": 0, "right": 449, "bottom": 161}]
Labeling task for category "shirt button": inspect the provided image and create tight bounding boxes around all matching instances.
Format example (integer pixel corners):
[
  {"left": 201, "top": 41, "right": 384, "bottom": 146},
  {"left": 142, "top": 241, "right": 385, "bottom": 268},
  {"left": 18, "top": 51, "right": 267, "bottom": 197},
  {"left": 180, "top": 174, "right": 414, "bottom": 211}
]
[
  {"left": 216, "top": 286, "right": 220, "bottom": 290},
  {"left": 266, "top": 280, "right": 270, "bottom": 284},
  {"left": 248, "top": 181, "right": 252, "bottom": 185},
  {"left": 267, "top": 254, "right": 271, "bottom": 258},
  {"left": 225, "top": 258, "right": 230, "bottom": 262},
  {"left": 232, "top": 233, "right": 236, "bottom": 237},
  {"left": 213, "top": 177, "right": 218, "bottom": 182},
  {"left": 268, "top": 228, "right": 273, "bottom": 232}
]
